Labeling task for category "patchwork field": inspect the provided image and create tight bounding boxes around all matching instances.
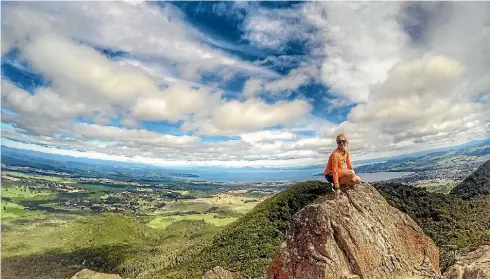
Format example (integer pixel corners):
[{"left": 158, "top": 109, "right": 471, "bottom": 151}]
[
  {"left": 2, "top": 171, "right": 74, "bottom": 183},
  {"left": 1, "top": 187, "right": 58, "bottom": 225},
  {"left": 2, "top": 187, "right": 54, "bottom": 199},
  {"left": 417, "top": 179, "right": 459, "bottom": 194},
  {"left": 191, "top": 193, "right": 266, "bottom": 213},
  {"left": 147, "top": 213, "right": 236, "bottom": 229}
]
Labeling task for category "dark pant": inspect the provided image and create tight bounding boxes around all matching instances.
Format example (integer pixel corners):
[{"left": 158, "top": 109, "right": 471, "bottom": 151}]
[{"left": 325, "top": 173, "right": 334, "bottom": 183}]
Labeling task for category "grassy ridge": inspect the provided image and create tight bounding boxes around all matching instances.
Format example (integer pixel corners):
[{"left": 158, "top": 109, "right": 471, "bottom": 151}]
[
  {"left": 2, "top": 213, "right": 154, "bottom": 258},
  {"left": 162, "top": 180, "right": 332, "bottom": 279},
  {"left": 1, "top": 213, "right": 221, "bottom": 279},
  {"left": 373, "top": 182, "right": 490, "bottom": 271},
  {"left": 451, "top": 159, "right": 490, "bottom": 198}
]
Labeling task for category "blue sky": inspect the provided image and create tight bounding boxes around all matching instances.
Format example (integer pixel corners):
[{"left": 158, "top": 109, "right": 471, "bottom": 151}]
[{"left": 1, "top": 1, "right": 489, "bottom": 168}]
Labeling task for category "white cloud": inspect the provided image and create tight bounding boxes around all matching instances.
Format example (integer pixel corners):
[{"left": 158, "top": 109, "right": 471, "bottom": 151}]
[
  {"left": 1, "top": 80, "right": 86, "bottom": 136},
  {"left": 132, "top": 84, "right": 222, "bottom": 122},
  {"left": 240, "top": 130, "right": 297, "bottom": 144},
  {"left": 282, "top": 137, "right": 332, "bottom": 151},
  {"left": 2, "top": 2, "right": 306, "bottom": 130},
  {"left": 303, "top": 2, "right": 410, "bottom": 103},
  {"left": 2, "top": 2, "right": 489, "bottom": 168},
  {"left": 212, "top": 99, "right": 311, "bottom": 132},
  {"left": 422, "top": 2, "right": 490, "bottom": 101},
  {"left": 242, "top": 78, "right": 264, "bottom": 99},
  {"left": 241, "top": 65, "right": 318, "bottom": 99},
  {"left": 243, "top": 6, "right": 315, "bottom": 49},
  {"left": 21, "top": 35, "right": 158, "bottom": 103},
  {"left": 348, "top": 55, "right": 483, "bottom": 140},
  {"left": 2, "top": 81, "right": 87, "bottom": 120},
  {"left": 181, "top": 98, "right": 311, "bottom": 135},
  {"left": 263, "top": 65, "right": 317, "bottom": 93},
  {"left": 2, "top": 1, "right": 277, "bottom": 80},
  {"left": 1, "top": 31, "right": 16, "bottom": 56},
  {"left": 75, "top": 123, "right": 199, "bottom": 147},
  {"left": 2, "top": 126, "right": 335, "bottom": 167},
  {"left": 301, "top": 2, "right": 490, "bottom": 160}
]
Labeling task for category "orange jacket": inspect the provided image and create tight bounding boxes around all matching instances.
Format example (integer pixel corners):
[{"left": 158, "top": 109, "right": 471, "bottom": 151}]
[{"left": 323, "top": 148, "right": 353, "bottom": 185}]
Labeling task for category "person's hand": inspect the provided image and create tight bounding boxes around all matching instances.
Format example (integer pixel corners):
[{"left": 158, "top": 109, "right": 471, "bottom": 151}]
[{"left": 334, "top": 187, "right": 341, "bottom": 199}]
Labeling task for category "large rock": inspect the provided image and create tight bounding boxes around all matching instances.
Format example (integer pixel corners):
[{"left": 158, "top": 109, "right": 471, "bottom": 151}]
[
  {"left": 267, "top": 184, "right": 440, "bottom": 279},
  {"left": 203, "top": 266, "right": 242, "bottom": 279},
  {"left": 71, "top": 269, "right": 126, "bottom": 279},
  {"left": 442, "top": 245, "right": 490, "bottom": 279}
]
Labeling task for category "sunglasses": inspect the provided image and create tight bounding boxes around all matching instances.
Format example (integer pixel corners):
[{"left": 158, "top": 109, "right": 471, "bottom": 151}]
[{"left": 337, "top": 140, "right": 347, "bottom": 145}]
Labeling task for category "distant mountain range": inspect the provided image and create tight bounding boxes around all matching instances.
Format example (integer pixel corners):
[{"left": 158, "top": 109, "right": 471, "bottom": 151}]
[
  {"left": 0, "top": 145, "right": 200, "bottom": 182},
  {"left": 356, "top": 140, "right": 490, "bottom": 173}
]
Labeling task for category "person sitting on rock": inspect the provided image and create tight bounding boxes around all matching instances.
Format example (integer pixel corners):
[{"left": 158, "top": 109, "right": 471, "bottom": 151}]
[{"left": 323, "top": 133, "right": 361, "bottom": 199}]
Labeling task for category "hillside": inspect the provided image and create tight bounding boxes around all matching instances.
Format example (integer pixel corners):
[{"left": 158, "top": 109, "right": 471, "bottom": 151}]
[
  {"left": 450, "top": 159, "right": 490, "bottom": 198},
  {"left": 1, "top": 214, "right": 221, "bottom": 279},
  {"left": 373, "top": 182, "right": 490, "bottom": 271},
  {"left": 166, "top": 177, "right": 490, "bottom": 278},
  {"left": 160, "top": 181, "right": 332, "bottom": 278}
]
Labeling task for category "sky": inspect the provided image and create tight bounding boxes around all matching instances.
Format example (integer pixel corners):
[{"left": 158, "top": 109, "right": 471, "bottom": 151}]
[{"left": 1, "top": 1, "right": 489, "bottom": 168}]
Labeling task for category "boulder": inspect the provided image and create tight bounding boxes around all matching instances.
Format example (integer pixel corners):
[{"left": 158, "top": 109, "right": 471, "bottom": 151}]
[
  {"left": 203, "top": 266, "right": 242, "bottom": 279},
  {"left": 70, "top": 269, "right": 126, "bottom": 279},
  {"left": 442, "top": 245, "right": 490, "bottom": 279},
  {"left": 267, "top": 183, "right": 440, "bottom": 279}
]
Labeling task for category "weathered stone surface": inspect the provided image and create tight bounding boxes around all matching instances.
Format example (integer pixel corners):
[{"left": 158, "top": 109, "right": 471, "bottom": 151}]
[
  {"left": 442, "top": 245, "right": 490, "bottom": 279},
  {"left": 70, "top": 269, "right": 127, "bottom": 279},
  {"left": 267, "top": 183, "right": 440, "bottom": 279},
  {"left": 203, "top": 266, "right": 242, "bottom": 279}
]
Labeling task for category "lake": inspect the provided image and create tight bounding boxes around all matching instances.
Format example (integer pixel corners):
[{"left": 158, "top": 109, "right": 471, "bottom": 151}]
[{"left": 186, "top": 169, "right": 413, "bottom": 183}]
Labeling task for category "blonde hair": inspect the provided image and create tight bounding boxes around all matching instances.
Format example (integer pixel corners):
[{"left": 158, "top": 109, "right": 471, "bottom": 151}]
[{"left": 336, "top": 133, "right": 348, "bottom": 142}]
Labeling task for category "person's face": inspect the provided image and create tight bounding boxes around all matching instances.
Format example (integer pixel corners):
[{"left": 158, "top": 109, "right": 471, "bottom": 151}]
[{"left": 337, "top": 137, "right": 347, "bottom": 150}]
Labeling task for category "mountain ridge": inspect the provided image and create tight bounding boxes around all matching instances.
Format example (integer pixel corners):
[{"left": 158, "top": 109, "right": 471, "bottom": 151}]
[{"left": 450, "top": 159, "right": 490, "bottom": 199}]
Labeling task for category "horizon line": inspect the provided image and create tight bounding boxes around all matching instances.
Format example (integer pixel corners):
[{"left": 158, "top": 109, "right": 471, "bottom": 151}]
[{"left": 2, "top": 137, "right": 489, "bottom": 170}]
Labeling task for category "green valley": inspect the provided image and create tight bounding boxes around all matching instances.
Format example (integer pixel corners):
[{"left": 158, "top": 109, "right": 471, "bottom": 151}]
[{"left": 0, "top": 170, "right": 278, "bottom": 279}]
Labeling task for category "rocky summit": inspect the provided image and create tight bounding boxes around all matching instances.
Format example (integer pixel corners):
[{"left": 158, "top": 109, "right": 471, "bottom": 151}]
[{"left": 267, "top": 183, "right": 441, "bottom": 279}]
